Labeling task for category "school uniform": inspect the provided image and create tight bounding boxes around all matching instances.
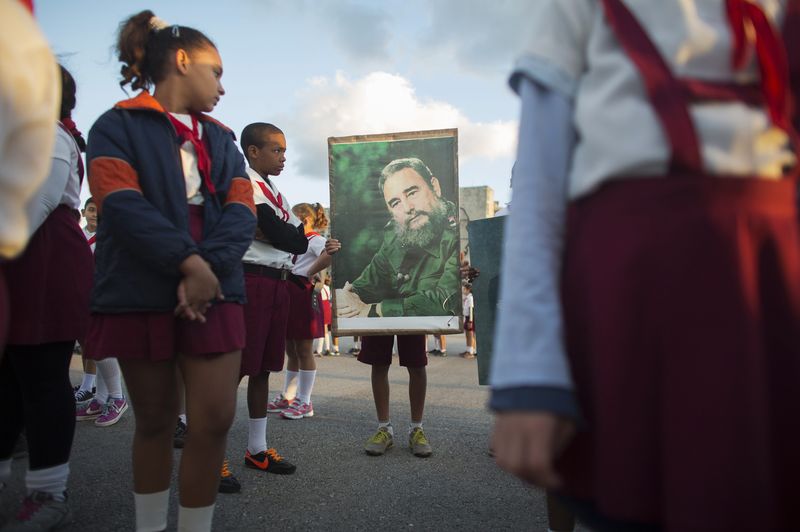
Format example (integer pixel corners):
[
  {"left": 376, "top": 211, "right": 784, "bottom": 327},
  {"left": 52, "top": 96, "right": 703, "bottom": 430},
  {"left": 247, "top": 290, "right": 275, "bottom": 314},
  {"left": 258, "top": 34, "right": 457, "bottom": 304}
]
[
  {"left": 286, "top": 232, "right": 325, "bottom": 340},
  {"left": 83, "top": 227, "right": 96, "bottom": 253},
  {"left": 84, "top": 92, "right": 256, "bottom": 361},
  {"left": 490, "top": 1, "right": 800, "bottom": 530},
  {"left": 320, "top": 284, "right": 332, "bottom": 327},
  {"left": 240, "top": 167, "right": 308, "bottom": 376}
]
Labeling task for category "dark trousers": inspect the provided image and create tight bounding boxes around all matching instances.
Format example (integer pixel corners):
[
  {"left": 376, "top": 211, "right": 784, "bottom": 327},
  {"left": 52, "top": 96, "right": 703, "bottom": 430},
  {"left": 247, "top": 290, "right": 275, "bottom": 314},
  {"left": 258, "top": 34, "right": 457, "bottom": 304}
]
[{"left": 0, "top": 342, "right": 76, "bottom": 469}]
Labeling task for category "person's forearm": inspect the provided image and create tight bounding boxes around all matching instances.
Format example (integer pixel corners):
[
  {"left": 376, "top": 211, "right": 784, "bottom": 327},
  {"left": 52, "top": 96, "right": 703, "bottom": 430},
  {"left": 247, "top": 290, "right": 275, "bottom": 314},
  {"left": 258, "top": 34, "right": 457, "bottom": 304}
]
[{"left": 306, "top": 252, "right": 332, "bottom": 278}]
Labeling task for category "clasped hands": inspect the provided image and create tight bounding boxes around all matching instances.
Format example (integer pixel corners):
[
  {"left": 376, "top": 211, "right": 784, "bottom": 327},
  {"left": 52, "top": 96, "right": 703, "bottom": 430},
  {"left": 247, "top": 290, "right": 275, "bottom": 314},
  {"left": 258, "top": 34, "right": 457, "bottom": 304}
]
[
  {"left": 174, "top": 254, "right": 223, "bottom": 323},
  {"left": 335, "top": 282, "right": 373, "bottom": 318}
]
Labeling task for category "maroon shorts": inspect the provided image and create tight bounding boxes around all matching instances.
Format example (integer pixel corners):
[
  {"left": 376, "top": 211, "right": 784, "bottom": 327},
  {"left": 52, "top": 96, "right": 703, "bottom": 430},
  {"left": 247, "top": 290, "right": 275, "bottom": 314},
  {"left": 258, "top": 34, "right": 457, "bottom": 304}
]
[
  {"left": 3, "top": 205, "right": 92, "bottom": 345},
  {"left": 84, "top": 303, "right": 245, "bottom": 361},
  {"left": 358, "top": 335, "right": 427, "bottom": 368},
  {"left": 241, "top": 273, "right": 290, "bottom": 375},
  {"left": 286, "top": 276, "right": 324, "bottom": 340},
  {"left": 558, "top": 177, "right": 800, "bottom": 528},
  {"left": 464, "top": 318, "right": 474, "bottom": 331}
]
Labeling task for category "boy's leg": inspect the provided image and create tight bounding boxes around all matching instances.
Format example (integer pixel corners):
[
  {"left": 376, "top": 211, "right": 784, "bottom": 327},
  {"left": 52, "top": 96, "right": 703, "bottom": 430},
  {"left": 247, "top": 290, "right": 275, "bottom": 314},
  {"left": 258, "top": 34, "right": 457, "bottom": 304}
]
[
  {"left": 360, "top": 336, "right": 395, "bottom": 455},
  {"left": 397, "top": 335, "right": 431, "bottom": 457}
]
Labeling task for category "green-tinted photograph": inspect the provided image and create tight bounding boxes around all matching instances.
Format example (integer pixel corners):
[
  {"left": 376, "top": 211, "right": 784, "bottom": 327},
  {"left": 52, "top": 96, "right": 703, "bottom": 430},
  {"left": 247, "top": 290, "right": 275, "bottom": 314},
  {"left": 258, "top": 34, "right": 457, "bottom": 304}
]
[{"left": 329, "top": 129, "right": 462, "bottom": 336}]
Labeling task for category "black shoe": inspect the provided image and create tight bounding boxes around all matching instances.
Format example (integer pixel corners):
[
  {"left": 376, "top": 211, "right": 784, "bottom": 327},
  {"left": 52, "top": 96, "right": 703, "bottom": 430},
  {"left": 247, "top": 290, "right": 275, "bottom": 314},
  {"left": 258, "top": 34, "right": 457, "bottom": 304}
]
[
  {"left": 219, "top": 460, "right": 241, "bottom": 493},
  {"left": 173, "top": 419, "right": 187, "bottom": 449},
  {"left": 244, "top": 449, "right": 297, "bottom": 475}
]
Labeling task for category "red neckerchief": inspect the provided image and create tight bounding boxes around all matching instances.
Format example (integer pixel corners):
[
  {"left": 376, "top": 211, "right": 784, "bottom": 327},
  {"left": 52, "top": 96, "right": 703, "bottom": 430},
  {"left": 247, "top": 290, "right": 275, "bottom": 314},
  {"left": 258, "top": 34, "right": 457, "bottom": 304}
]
[
  {"left": 256, "top": 180, "right": 289, "bottom": 221},
  {"left": 167, "top": 114, "right": 216, "bottom": 195},
  {"left": 726, "top": 0, "right": 792, "bottom": 131}
]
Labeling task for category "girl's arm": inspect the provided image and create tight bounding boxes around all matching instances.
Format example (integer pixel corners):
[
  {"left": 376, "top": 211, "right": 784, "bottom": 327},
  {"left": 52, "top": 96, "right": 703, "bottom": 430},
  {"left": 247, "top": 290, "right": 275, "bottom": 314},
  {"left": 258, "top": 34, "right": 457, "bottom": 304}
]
[
  {"left": 489, "top": 76, "right": 578, "bottom": 420},
  {"left": 25, "top": 129, "right": 72, "bottom": 237},
  {"left": 306, "top": 238, "right": 340, "bottom": 278}
]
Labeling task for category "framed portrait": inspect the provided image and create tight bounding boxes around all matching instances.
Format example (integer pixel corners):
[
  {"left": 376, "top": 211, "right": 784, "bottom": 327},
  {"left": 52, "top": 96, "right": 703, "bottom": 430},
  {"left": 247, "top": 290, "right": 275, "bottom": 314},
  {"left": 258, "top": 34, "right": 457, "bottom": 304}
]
[{"left": 328, "top": 129, "right": 463, "bottom": 336}]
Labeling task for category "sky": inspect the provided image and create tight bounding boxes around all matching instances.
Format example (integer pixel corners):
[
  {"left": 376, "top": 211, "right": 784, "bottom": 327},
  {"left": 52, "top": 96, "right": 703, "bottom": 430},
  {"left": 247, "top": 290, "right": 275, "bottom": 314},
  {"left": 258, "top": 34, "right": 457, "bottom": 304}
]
[{"left": 36, "top": 0, "right": 531, "bottom": 207}]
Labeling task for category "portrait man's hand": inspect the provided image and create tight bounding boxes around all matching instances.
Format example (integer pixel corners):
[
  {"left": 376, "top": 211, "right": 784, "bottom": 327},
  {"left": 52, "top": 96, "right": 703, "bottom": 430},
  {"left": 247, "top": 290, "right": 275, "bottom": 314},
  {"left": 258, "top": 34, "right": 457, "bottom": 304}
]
[{"left": 336, "top": 282, "right": 371, "bottom": 317}]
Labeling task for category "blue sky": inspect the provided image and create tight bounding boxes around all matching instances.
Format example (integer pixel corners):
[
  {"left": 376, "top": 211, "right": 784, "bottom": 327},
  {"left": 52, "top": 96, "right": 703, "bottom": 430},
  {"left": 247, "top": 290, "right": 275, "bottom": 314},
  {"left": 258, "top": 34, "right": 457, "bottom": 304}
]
[{"left": 37, "top": 0, "right": 528, "bottom": 206}]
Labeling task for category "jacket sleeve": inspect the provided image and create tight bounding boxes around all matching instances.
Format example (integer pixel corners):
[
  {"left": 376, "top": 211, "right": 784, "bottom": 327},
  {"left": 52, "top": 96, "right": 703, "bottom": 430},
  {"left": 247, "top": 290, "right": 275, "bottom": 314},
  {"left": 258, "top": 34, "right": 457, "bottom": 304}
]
[
  {"left": 197, "top": 140, "right": 256, "bottom": 275},
  {"left": 256, "top": 204, "right": 308, "bottom": 255},
  {"left": 87, "top": 111, "right": 199, "bottom": 274}
]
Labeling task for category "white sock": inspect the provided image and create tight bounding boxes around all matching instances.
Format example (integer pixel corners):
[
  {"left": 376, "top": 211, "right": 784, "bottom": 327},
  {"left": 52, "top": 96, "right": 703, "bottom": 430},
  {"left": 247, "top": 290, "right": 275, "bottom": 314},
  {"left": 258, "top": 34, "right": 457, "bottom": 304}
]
[
  {"left": 178, "top": 414, "right": 187, "bottom": 425},
  {"left": 297, "top": 370, "right": 316, "bottom": 404},
  {"left": 312, "top": 337, "right": 324, "bottom": 354},
  {"left": 354, "top": 339, "right": 361, "bottom": 349},
  {"left": 79, "top": 373, "right": 96, "bottom": 392},
  {"left": 247, "top": 417, "right": 268, "bottom": 455},
  {"left": 0, "top": 458, "right": 12, "bottom": 485},
  {"left": 96, "top": 358, "right": 123, "bottom": 399},
  {"left": 178, "top": 504, "right": 215, "bottom": 532},
  {"left": 467, "top": 346, "right": 475, "bottom": 354},
  {"left": 409, "top": 422, "right": 423, "bottom": 434},
  {"left": 94, "top": 367, "right": 108, "bottom": 404},
  {"left": 282, "top": 371, "right": 298, "bottom": 400},
  {"left": 378, "top": 421, "right": 393, "bottom": 436},
  {"left": 433, "top": 337, "right": 441, "bottom": 351},
  {"left": 323, "top": 333, "right": 331, "bottom": 352},
  {"left": 26, "top": 463, "right": 69, "bottom": 501},
  {"left": 134, "top": 489, "right": 170, "bottom": 532}
]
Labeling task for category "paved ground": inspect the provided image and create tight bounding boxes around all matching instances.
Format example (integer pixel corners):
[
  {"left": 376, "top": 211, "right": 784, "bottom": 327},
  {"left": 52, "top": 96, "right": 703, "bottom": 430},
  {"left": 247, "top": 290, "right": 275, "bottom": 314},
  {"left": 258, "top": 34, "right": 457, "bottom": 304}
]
[{"left": 0, "top": 336, "right": 578, "bottom": 531}]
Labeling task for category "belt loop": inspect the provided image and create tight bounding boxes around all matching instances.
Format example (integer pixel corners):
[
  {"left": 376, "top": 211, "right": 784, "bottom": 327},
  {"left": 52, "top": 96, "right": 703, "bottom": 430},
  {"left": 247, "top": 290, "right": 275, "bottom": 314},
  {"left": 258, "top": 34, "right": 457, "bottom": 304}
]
[{"left": 281, "top": 269, "right": 289, "bottom": 281}]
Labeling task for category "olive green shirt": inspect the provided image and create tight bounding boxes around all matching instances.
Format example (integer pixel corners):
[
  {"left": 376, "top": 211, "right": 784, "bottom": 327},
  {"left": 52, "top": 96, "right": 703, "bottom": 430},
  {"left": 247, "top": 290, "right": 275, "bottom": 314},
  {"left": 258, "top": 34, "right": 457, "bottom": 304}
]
[{"left": 351, "top": 202, "right": 461, "bottom": 317}]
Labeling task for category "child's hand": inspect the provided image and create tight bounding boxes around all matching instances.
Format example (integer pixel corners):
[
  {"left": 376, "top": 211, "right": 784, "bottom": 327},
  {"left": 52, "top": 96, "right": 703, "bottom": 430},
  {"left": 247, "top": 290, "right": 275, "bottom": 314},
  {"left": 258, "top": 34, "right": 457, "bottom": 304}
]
[
  {"left": 324, "top": 238, "right": 341, "bottom": 256},
  {"left": 491, "top": 411, "right": 576, "bottom": 490},
  {"left": 175, "top": 255, "right": 223, "bottom": 321}
]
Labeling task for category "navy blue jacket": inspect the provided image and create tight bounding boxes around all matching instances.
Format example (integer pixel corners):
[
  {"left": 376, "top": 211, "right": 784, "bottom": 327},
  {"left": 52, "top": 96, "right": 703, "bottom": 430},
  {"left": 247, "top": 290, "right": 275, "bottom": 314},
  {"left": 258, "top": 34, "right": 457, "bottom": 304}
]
[{"left": 86, "top": 92, "right": 256, "bottom": 313}]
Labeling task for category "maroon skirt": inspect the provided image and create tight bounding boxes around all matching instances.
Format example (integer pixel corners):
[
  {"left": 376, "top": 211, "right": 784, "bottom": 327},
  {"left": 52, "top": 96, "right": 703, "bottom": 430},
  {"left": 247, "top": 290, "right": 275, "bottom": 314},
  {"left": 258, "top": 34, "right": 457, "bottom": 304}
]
[
  {"left": 85, "top": 205, "right": 245, "bottom": 361},
  {"left": 286, "top": 276, "right": 324, "bottom": 340},
  {"left": 558, "top": 176, "right": 800, "bottom": 530},
  {"left": 3, "top": 205, "right": 92, "bottom": 345},
  {"left": 322, "top": 299, "right": 332, "bottom": 325}
]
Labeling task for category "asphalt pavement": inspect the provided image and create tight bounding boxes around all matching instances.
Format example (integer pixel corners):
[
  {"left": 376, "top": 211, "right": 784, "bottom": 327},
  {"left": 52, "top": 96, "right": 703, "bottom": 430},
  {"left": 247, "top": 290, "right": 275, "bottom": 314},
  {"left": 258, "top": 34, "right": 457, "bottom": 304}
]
[{"left": 0, "top": 336, "right": 569, "bottom": 531}]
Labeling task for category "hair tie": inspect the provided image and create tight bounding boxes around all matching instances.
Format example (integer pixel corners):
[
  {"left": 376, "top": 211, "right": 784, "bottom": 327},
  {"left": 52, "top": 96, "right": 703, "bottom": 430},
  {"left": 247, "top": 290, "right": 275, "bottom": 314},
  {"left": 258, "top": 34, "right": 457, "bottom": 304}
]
[
  {"left": 149, "top": 16, "right": 169, "bottom": 31},
  {"left": 171, "top": 25, "right": 181, "bottom": 38}
]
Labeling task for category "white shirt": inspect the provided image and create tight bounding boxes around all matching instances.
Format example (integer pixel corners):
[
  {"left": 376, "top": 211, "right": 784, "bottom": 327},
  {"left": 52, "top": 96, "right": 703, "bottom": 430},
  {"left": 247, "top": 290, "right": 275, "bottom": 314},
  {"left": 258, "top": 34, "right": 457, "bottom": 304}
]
[
  {"left": 83, "top": 227, "right": 96, "bottom": 253},
  {"left": 0, "top": 0, "right": 60, "bottom": 258},
  {"left": 291, "top": 233, "right": 326, "bottom": 278},
  {"left": 169, "top": 113, "right": 204, "bottom": 205},
  {"left": 463, "top": 293, "right": 473, "bottom": 318},
  {"left": 513, "top": 0, "right": 794, "bottom": 200},
  {"left": 242, "top": 166, "right": 301, "bottom": 269}
]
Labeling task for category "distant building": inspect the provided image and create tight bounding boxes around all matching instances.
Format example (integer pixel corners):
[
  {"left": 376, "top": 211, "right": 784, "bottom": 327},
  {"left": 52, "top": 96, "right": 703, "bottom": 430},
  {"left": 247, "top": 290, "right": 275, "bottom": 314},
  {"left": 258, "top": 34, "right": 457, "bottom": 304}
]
[{"left": 458, "top": 186, "right": 497, "bottom": 261}]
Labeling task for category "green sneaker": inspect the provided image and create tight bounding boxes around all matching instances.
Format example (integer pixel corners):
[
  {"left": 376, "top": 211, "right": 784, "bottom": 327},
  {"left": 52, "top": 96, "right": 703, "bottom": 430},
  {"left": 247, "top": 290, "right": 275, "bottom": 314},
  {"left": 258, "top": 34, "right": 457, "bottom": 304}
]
[
  {"left": 364, "top": 427, "right": 394, "bottom": 456},
  {"left": 409, "top": 427, "right": 432, "bottom": 457}
]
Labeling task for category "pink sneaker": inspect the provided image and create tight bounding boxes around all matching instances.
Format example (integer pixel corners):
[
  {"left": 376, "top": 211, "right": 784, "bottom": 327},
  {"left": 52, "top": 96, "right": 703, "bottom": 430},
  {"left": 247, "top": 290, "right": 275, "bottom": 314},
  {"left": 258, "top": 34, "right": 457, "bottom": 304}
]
[
  {"left": 95, "top": 397, "right": 129, "bottom": 427},
  {"left": 281, "top": 398, "right": 314, "bottom": 419},
  {"left": 76, "top": 399, "right": 103, "bottom": 421},
  {"left": 267, "top": 394, "right": 290, "bottom": 413}
]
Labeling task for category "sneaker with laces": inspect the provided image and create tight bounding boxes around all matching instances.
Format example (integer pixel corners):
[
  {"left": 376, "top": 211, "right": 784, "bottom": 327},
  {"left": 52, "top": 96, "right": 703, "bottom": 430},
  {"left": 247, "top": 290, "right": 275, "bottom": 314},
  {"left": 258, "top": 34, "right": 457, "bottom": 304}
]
[
  {"left": 364, "top": 427, "right": 394, "bottom": 456},
  {"left": 173, "top": 419, "right": 187, "bottom": 449},
  {"left": 409, "top": 427, "right": 432, "bottom": 457},
  {"left": 2, "top": 491, "right": 72, "bottom": 531},
  {"left": 280, "top": 398, "right": 314, "bottom": 419},
  {"left": 95, "top": 397, "right": 129, "bottom": 427},
  {"left": 73, "top": 388, "right": 94, "bottom": 403},
  {"left": 244, "top": 448, "right": 297, "bottom": 474},
  {"left": 266, "top": 394, "right": 291, "bottom": 413},
  {"left": 75, "top": 398, "right": 103, "bottom": 421},
  {"left": 218, "top": 459, "right": 241, "bottom": 494}
]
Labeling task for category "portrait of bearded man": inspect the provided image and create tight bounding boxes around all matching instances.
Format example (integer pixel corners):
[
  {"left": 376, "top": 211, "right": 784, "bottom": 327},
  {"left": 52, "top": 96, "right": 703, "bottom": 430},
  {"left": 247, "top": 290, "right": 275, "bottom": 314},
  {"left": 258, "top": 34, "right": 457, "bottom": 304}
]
[{"left": 336, "top": 157, "right": 461, "bottom": 318}]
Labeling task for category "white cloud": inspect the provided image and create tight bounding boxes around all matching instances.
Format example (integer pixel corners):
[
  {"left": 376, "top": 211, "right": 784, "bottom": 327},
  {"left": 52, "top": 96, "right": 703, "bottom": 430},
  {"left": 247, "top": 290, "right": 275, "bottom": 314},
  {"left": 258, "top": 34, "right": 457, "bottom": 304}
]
[{"left": 281, "top": 71, "right": 516, "bottom": 180}]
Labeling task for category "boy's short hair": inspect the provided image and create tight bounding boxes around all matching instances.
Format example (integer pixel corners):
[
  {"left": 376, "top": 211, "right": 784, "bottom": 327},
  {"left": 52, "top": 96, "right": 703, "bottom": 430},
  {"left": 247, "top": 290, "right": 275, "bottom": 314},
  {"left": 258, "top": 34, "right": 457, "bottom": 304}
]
[
  {"left": 240, "top": 123, "right": 283, "bottom": 160},
  {"left": 83, "top": 197, "right": 96, "bottom": 209}
]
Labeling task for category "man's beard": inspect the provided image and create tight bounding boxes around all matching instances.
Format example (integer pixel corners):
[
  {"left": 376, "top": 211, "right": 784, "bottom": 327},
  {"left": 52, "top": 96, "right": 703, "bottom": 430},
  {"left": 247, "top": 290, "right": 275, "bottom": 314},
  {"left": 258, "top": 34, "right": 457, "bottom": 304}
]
[{"left": 394, "top": 200, "right": 448, "bottom": 248}]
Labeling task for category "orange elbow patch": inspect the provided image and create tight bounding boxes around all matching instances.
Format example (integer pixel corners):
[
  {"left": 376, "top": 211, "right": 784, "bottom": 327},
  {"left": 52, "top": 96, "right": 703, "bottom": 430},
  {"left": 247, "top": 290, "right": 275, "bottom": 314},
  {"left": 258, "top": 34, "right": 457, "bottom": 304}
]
[
  {"left": 88, "top": 157, "right": 142, "bottom": 212},
  {"left": 225, "top": 177, "right": 256, "bottom": 216}
]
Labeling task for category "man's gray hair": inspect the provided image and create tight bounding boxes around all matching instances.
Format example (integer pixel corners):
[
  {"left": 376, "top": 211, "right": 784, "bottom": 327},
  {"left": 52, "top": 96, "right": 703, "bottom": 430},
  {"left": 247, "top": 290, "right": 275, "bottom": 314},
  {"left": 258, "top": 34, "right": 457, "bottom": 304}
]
[{"left": 378, "top": 157, "right": 435, "bottom": 192}]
